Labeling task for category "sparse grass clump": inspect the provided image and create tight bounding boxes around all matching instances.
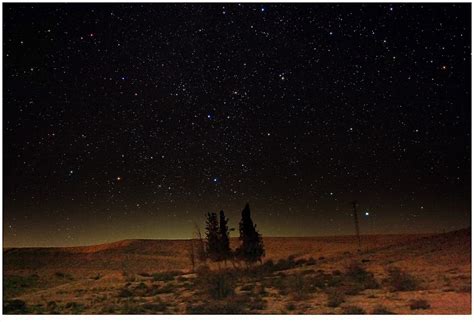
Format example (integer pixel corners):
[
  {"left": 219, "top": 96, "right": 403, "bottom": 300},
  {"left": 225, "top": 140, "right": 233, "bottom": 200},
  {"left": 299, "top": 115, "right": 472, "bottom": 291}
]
[
  {"left": 65, "top": 301, "right": 85, "bottom": 314},
  {"left": 3, "top": 299, "right": 29, "bottom": 314},
  {"left": 385, "top": 267, "right": 418, "bottom": 291},
  {"left": 240, "top": 284, "right": 254, "bottom": 292},
  {"left": 207, "top": 271, "right": 236, "bottom": 299},
  {"left": 343, "top": 262, "right": 379, "bottom": 294},
  {"left": 152, "top": 270, "right": 181, "bottom": 282},
  {"left": 342, "top": 305, "right": 366, "bottom": 314},
  {"left": 118, "top": 288, "right": 133, "bottom": 298},
  {"left": 54, "top": 271, "right": 73, "bottom": 280},
  {"left": 142, "top": 302, "right": 167, "bottom": 313},
  {"left": 409, "top": 299, "right": 430, "bottom": 310},
  {"left": 193, "top": 268, "right": 237, "bottom": 300},
  {"left": 306, "top": 257, "right": 317, "bottom": 265},
  {"left": 372, "top": 305, "right": 395, "bottom": 314},
  {"left": 326, "top": 288, "right": 345, "bottom": 307},
  {"left": 47, "top": 301, "right": 58, "bottom": 313},
  {"left": 119, "top": 302, "right": 146, "bottom": 314},
  {"left": 266, "top": 273, "right": 315, "bottom": 299},
  {"left": 91, "top": 273, "right": 102, "bottom": 280},
  {"left": 4, "top": 275, "right": 40, "bottom": 299},
  {"left": 122, "top": 272, "right": 136, "bottom": 282},
  {"left": 138, "top": 272, "right": 151, "bottom": 277},
  {"left": 186, "top": 297, "right": 247, "bottom": 314}
]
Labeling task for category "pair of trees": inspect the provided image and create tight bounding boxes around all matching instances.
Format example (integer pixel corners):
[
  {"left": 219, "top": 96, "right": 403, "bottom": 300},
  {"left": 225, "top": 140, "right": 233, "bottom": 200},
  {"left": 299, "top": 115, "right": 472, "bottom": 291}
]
[
  {"left": 205, "top": 210, "right": 231, "bottom": 262},
  {"left": 205, "top": 203, "right": 265, "bottom": 264}
]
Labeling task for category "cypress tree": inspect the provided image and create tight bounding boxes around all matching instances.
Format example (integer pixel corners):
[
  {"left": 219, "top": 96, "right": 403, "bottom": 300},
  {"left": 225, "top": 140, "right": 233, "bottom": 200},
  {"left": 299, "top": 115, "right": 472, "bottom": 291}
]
[
  {"left": 218, "top": 210, "right": 231, "bottom": 261},
  {"left": 237, "top": 203, "right": 265, "bottom": 263},
  {"left": 205, "top": 212, "right": 220, "bottom": 261}
]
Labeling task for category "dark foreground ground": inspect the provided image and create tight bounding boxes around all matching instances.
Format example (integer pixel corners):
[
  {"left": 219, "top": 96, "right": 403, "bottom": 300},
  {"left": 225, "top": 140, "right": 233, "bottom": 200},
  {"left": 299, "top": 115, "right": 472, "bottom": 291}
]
[{"left": 3, "top": 229, "right": 471, "bottom": 314}]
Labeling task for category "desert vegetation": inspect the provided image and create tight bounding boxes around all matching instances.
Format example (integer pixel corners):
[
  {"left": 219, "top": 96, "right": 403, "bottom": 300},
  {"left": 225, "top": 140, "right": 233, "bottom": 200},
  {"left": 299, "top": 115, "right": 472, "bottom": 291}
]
[{"left": 3, "top": 226, "right": 471, "bottom": 314}]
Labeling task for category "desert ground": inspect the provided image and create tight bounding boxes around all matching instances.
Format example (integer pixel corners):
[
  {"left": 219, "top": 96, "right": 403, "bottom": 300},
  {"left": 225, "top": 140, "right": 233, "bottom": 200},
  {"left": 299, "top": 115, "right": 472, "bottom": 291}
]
[{"left": 3, "top": 228, "right": 471, "bottom": 314}]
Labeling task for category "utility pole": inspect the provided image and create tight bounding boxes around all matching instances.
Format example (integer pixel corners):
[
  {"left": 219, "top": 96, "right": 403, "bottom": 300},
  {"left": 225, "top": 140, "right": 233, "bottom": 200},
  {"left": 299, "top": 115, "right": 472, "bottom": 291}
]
[{"left": 351, "top": 200, "right": 361, "bottom": 251}]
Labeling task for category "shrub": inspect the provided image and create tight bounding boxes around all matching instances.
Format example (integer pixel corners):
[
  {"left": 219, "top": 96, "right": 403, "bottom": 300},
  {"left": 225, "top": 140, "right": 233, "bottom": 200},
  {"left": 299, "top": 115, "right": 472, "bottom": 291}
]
[
  {"left": 119, "top": 302, "right": 146, "bottom": 314},
  {"left": 91, "top": 273, "right": 102, "bottom": 280},
  {"left": 54, "top": 272, "right": 73, "bottom": 280},
  {"left": 309, "top": 272, "right": 342, "bottom": 289},
  {"left": 286, "top": 302, "right": 296, "bottom": 311},
  {"left": 273, "top": 258, "right": 298, "bottom": 271},
  {"left": 240, "top": 284, "right": 254, "bottom": 292},
  {"left": 65, "top": 302, "right": 85, "bottom": 313},
  {"left": 372, "top": 305, "right": 395, "bottom": 314},
  {"left": 118, "top": 288, "right": 133, "bottom": 298},
  {"left": 248, "top": 296, "right": 267, "bottom": 311},
  {"left": 152, "top": 270, "right": 181, "bottom": 282},
  {"left": 194, "top": 270, "right": 236, "bottom": 299},
  {"left": 55, "top": 272, "right": 66, "bottom": 278},
  {"left": 265, "top": 273, "right": 315, "bottom": 299},
  {"left": 209, "top": 272, "right": 236, "bottom": 299},
  {"left": 409, "top": 299, "right": 430, "bottom": 310},
  {"left": 186, "top": 299, "right": 246, "bottom": 314},
  {"left": 142, "top": 302, "right": 167, "bottom": 313},
  {"left": 306, "top": 257, "right": 317, "bottom": 265},
  {"left": 385, "top": 267, "right": 418, "bottom": 291},
  {"left": 289, "top": 273, "right": 311, "bottom": 299},
  {"left": 4, "top": 275, "right": 39, "bottom": 299},
  {"left": 154, "top": 283, "right": 176, "bottom": 294},
  {"left": 138, "top": 272, "right": 151, "bottom": 277},
  {"left": 4, "top": 299, "right": 28, "bottom": 314},
  {"left": 343, "top": 262, "right": 379, "bottom": 294},
  {"left": 123, "top": 272, "right": 136, "bottom": 282},
  {"left": 343, "top": 305, "right": 366, "bottom": 314},
  {"left": 326, "top": 288, "right": 345, "bottom": 307},
  {"left": 47, "top": 301, "right": 58, "bottom": 313},
  {"left": 256, "top": 284, "right": 268, "bottom": 296}
]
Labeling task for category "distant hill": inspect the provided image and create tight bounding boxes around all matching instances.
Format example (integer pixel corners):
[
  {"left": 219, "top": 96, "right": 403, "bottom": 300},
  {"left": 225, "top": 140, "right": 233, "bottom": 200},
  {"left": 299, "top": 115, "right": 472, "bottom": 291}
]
[{"left": 4, "top": 229, "right": 470, "bottom": 275}]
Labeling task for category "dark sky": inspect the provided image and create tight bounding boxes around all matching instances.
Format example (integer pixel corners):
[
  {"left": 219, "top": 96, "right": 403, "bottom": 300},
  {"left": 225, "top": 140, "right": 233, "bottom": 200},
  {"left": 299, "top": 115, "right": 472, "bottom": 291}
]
[{"left": 3, "top": 3, "right": 471, "bottom": 247}]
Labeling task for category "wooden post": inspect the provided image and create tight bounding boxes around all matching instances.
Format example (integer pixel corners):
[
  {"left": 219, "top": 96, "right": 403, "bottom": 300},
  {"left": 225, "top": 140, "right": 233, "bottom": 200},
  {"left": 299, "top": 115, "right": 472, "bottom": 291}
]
[{"left": 352, "top": 200, "right": 361, "bottom": 251}]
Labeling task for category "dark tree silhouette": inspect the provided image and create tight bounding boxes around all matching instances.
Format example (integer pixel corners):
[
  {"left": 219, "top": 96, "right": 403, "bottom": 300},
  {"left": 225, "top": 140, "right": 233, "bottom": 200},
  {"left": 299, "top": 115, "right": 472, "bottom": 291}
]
[
  {"left": 218, "top": 210, "right": 231, "bottom": 262},
  {"left": 205, "top": 212, "right": 220, "bottom": 261},
  {"left": 237, "top": 203, "right": 265, "bottom": 264}
]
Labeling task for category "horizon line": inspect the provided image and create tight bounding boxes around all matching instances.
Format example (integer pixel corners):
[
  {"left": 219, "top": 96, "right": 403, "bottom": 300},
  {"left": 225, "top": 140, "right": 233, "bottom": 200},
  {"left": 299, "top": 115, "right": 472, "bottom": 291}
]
[{"left": 3, "top": 227, "right": 470, "bottom": 249}]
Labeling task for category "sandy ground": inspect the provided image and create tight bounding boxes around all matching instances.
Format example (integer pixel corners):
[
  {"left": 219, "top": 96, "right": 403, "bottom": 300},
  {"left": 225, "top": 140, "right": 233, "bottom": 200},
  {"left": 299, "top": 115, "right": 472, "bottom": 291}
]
[{"left": 3, "top": 228, "right": 471, "bottom": 314}]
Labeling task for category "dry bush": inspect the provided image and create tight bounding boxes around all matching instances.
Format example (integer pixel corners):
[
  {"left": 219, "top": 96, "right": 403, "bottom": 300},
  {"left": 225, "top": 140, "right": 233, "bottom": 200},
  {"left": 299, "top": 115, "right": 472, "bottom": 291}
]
[
  {"left": 342, "top": 305, "right": 366, "bottom": 314},
  {"left": 4, "top": 275, "right": 40, "bottom": 299},
  {"left": 371, "top": 305, "right": 395, "bottom": 314},
  {"left": 409, "top": 299, "right": 430, "bottom": 310},
  {"left": 3, "top": 299, "right": 29, "bottom": 314},
  {"left": 385, "top": 267, "right": 418, "bottom": 291},
  {"left": 152, "top": 270, "right": 181, "bottom": 282},
  {"left": 326, "top": 288, "right": 345, "bottom": 307},
  {"left": 186, "top": 297, "right": 247, "bottom": 314},
  {"left": 343, "top": 261, "right": 379, "bottom": 294},
  {"left": 193, "top": 269, "right": 237, "bottom": 300}
]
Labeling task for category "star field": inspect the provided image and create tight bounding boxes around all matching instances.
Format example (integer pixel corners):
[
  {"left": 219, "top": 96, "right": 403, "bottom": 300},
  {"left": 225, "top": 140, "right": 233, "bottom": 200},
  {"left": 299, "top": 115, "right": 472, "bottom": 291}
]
[{"left": 3, "top": 3, "right": 471, "bottom": 246}]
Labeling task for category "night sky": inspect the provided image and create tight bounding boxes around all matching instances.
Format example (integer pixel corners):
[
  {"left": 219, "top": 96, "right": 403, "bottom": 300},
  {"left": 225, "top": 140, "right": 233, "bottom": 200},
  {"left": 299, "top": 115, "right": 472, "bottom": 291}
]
[{"left": 3, "top": 3, "right": 471, "bottom": 247}]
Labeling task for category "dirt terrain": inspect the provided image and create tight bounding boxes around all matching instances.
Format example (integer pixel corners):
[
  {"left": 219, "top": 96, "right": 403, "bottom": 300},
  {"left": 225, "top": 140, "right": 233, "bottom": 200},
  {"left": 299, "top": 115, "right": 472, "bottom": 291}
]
[{"left": 3, "top": 229, "right": 471, "bottom": 314}]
